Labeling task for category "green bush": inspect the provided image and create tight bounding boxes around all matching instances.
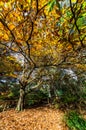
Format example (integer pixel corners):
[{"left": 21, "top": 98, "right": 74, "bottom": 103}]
[
  {"left": 25, "top": 90, "right": 48, "bottom": 106},
  {"left": 60, "top": 93, "right": 78, "bottom": 104},
  {"left": 65, "top": 111, "right": 86, "bottom": 130},
  {"left": 8, "top": 86, "right": 20, "bottom": 99}
]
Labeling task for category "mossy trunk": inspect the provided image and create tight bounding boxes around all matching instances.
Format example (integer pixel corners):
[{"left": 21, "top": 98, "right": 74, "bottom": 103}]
[{"left": 16, "top": 87, "right": 25, "bottom": 111}]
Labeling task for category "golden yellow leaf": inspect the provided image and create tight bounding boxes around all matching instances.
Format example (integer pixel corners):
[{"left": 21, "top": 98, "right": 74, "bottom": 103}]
[
  {"left": 3, "top": 33, "right": 9, "bottom": 40},
  {"left": 71, "top": 0, "right": 77, "bottom": 3},
  {"left": 9, "top": 24, "right": 15, "bottom": 30}
]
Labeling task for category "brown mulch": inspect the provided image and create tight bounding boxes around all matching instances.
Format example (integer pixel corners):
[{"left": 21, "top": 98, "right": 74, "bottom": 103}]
[{"left": 0, "top": 107, "right": 68, "bottom": 130}]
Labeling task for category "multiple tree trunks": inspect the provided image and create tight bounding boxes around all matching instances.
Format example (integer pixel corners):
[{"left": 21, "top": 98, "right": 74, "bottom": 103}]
[{"left": 0, "top": 0, "right": 86, "bottom": 111}]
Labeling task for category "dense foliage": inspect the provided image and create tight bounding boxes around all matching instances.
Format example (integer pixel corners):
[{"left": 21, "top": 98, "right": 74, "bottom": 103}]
[
  {"left": 0, "top": 0, "right": 86, "bottom": 111},
  {"left": 65, "top": 111, "right": 86, "bottom": 130}
]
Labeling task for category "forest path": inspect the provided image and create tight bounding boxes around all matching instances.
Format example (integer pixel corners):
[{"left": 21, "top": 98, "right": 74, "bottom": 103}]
[{"left": 0, "top": 107, "right": 68, "bottom": 130}]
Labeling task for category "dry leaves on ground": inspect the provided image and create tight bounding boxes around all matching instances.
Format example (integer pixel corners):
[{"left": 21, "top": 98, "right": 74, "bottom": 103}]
[{"left": 0, "top": 107, "right": 68, "bottom": 130}]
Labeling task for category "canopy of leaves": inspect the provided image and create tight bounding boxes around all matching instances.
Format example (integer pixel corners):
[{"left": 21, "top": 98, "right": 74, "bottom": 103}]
[
  {"left": 0, "top": 0, "right": 86, "bottom": 69},
  {"left": 0, "top": 0, "right": 86, "bottom": 111}
]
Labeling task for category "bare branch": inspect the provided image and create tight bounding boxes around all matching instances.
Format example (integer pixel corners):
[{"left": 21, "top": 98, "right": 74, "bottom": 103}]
[
  {"left": 36, "top": 0, "right": 39, "bottom": 14},
  {"left": 69, "top": 0, "right": 84, "bottom": 49},
  {"left": 0, "top": 18, "right": 32, "bottom": 63}
]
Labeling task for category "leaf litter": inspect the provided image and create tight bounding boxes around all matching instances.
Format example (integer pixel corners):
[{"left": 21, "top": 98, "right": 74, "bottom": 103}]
[{"left": 0, "top": 107, "right": 68, "bottom": 130}]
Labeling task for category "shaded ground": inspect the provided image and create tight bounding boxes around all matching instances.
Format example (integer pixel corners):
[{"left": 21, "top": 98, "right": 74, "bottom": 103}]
[{"left": 0, "top": 107, "right": 68, "bottom": 130}]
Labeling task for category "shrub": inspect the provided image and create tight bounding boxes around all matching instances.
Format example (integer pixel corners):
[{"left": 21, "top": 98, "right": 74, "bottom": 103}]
[
  {"left": 25, "top": 90, "right": 48, "bottom": 107},
  {"left": 64, "top": 111, "right": 86, "bottom": 130}
]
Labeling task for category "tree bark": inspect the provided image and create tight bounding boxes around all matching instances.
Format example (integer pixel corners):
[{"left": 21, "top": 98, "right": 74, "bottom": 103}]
[
  {"left": 16, "top": 87, "right": 25, "bottom": 111},
  {"left": 16, "top": 59, "right": 34, "bottom": 111}
]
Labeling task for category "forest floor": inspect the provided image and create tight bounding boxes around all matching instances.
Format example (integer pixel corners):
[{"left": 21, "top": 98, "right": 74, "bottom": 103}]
[{"left": 0, "top": 106, "right": 68, "bottom": 130}]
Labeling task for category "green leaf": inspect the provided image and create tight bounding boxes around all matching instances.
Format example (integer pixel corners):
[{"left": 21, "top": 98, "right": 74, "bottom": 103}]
[
  {"left": 77, "top": 14, "right": 86, "bottom": 29},
  {"left": 48, "top": 0, "right": 56, "bottom": 12},
  {"left": 55, "top": 0, "right": 61, "bottom": 10},
  {"left": 48, "top": 0, "right": 61, "bottom": 12},
  {"left": 82, "top": 2, "right": 86, "bottom": 9}
]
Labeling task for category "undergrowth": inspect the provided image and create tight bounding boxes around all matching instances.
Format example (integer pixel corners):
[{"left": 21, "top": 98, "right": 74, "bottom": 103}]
[{"left": 64, "top": 111, "right": 86, "bottom": 130}]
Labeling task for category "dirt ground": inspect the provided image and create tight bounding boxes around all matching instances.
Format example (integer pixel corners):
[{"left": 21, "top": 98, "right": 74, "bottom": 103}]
[{"left": 0, "top": 107, "right": 68, "bottom": 130}]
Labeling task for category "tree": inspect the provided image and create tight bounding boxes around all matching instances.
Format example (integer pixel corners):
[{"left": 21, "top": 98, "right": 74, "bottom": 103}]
[
  {"left": 0, "top": 0, "right": 52, "bottom": 110},
  {"left": 0, "top": 0, "right": 86, "bottom": 110}
]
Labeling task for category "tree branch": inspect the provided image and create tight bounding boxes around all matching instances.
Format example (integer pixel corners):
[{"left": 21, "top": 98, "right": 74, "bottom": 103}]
[{"left": 69, "top": 0, "right": 84, "bottom": 48}]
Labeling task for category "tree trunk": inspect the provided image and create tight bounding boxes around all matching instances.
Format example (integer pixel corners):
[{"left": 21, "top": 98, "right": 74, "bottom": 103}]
[
  {"left": 16, "top": 59, "right": 34, "bottom": 111},
  {"left": 16, "top": 87, "right": 25, "bottom": 111}
]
